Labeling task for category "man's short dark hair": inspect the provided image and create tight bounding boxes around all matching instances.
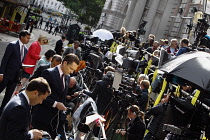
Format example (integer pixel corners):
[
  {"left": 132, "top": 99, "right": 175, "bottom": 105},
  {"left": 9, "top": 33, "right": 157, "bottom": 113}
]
[
  {"left": 61, "top": 35, "right": 66, "bottom": 40},
  {"left": 52, "top": 54, "right": 62, "bottom": 62},
  {"left": 45, "top": 49, "right": 56, "bottom": 60},
  {"left": 62, "top": 53, "right": 80, "bottom": 65},
  {"left": 181, "top": 38, "right": 189, "bottom": 46},
  {"left": 19, "top": 30, "right": 31, "bottom": 39},
  {"left": 26, "top": 77, "right": 51, "bottom": 96}
]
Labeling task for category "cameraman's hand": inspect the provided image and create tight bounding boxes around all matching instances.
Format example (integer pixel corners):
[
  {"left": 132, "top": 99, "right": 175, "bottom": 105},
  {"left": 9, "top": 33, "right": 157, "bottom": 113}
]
[
  {"left": 56, "top": 102, "right": 67, "bottom": 111},
  {"left": 0, "top": 74, "right": 3, "bottom": 82},
  {"left": 30, "top": 129, "right": 42, "bottom": 140},
  {"left": 115, "top": 129, "right": 121, "bottom": 134},
  {"left": 66, "top": 95, "right": 72, "bottom": 100},
  {"left": 72, "top": 92, "right": 80, "bottom": 97}
]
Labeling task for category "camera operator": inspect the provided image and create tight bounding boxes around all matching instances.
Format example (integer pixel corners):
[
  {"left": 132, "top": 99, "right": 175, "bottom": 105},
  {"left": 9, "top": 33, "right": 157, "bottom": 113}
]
[
  {"left": 144, "top": 94, "right": 172, "bottom": 140},
  {"left": 136, "top": 80, "right": 150, "bottom": 112},
  {"left": 115, "top": 105, "right": 146, "bottom": 140},
  {"left": 85, "top": 71, "right": 114, "bottom": 115},
  {"left": 137, "top": 74, "right": 149, "bottom": 85},
  {"left": 146, "top": 41, "right": 159, "bottom": 54},
  {"left": 142, "top": 34, "right": 155, "bottom": 49}
]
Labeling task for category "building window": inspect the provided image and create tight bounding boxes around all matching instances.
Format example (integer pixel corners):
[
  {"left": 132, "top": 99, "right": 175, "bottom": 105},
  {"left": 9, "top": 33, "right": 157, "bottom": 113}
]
[
  {"left": 51, "top": 2, "right": 53, "bottom": 5},
  {"left": 108, "top": 1, "right": 112, "bottom": 9},
  {"left": 55, "top": 3, "right": 57, "bottom": 6}
]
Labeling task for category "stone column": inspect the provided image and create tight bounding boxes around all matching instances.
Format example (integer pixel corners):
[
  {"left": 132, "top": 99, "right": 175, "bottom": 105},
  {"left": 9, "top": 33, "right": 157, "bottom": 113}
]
[
  {"left": 144, "top": 0, "right": 161, "bottom": 39},
  {"left": 156, "top": 0, "right": 176, "bottom": 39},
  {"left": 127, "top": 0, "right": 147, "bottom": 30},
  {"left": 122, "top": 0, "right": 137, "bottom": 29}
]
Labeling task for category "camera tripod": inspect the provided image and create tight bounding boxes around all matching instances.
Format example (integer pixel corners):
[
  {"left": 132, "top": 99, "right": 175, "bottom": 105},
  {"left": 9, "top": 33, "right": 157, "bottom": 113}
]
[{"left": 105, "top": 100, "right": 131, "bottom": 140}]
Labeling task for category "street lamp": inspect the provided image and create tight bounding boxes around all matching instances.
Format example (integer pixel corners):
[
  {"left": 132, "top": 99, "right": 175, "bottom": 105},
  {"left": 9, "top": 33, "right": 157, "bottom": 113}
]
[{"left": 101, "top": 13, "right": 107, "bottom": 28}]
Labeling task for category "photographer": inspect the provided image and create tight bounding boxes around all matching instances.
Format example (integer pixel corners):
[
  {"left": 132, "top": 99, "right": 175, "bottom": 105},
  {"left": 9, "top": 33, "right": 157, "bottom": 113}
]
[
  {"left": 115, "top": 105, "right": 146, "bottom": 140},
  {"left": 137, "top": 80, "right": 150, "bottom": 112},
  {"left": 144, "top": 94, "right": 172, "bottom": 140},
  {"left": 85, "top": 71, "right": 114, "bottom": 115}
]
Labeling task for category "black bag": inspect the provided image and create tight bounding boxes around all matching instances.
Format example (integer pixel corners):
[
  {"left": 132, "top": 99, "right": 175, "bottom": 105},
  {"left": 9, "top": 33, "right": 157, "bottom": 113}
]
[{"left": 151, "top": 75, "right": 163, "bottom": 93}]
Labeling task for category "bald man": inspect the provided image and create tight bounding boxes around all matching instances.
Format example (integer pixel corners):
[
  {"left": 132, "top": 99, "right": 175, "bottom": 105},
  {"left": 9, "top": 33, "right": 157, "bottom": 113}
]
[{"left": 66, "top": 77, "right": 82, "bottom": 101}]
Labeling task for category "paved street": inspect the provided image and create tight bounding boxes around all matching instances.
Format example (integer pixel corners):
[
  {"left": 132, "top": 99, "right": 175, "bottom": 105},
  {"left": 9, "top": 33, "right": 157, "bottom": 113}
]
[{"left": 0, "top": 26, "right": 69, "bottom": 105}]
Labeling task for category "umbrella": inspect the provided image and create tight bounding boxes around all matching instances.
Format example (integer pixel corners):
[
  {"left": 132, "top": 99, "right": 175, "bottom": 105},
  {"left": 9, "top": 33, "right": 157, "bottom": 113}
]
[
  {"left": 93, "top": 29, "right": 114, "bottom": 41},
  {"left": 159, "top": 51, "right": 210, "bottom": 91}
]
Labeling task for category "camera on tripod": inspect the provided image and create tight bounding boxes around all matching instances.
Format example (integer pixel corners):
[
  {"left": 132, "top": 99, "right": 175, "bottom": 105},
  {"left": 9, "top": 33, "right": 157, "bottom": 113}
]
[
  {"left": 113, "top": 75, "right": 138, "bottom": 104},
  {"left": 122, "top": 57, "right": 148, "bottom": 72}
]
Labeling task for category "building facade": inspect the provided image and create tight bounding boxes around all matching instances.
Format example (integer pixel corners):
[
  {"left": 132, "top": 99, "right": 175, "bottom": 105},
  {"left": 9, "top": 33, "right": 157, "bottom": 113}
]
[
  {"left": 0, "top": 0, "right": 30, "bottom": 23},
  {"left": 34, "top": 0, "right": 68, "bottom": 14},
  {"left": 100, "top": 0, "right": 207, "bottom": 41}
]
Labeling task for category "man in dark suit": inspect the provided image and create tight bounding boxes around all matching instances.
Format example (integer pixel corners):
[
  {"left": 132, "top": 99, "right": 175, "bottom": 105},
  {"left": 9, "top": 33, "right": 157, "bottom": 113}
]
[
  {"left": 0, "top": 30, "right": 30, "bottom": 115},
  {"left": 0, "top": 77, "right": 51, "bottom": 140},
  {"left": 32, "top": 54, "right": 80, "bottom": 140},
  {"left": 85, "top": 71, "right": 114, "bottom": 114},
  {"left": 55, "top": 36, "right": 66, "bottom": 55},
  {"left": 63, "top": 40, "right": 82, "bottom": 60},
  {"left": 29, "top": 55, "right": 62, "bottom": 81}
]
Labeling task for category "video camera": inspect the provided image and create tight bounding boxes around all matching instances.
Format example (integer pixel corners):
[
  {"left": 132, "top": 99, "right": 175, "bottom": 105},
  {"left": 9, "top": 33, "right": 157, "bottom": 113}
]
[
  {"left": 114, "top": 83, "right": 138, "bottom": 104},
  {"left": 122, "top": 57, "right": 148, "bottom": 72},
  {"left": 112, "top": 71, "right": 139, "bottom": 104}
]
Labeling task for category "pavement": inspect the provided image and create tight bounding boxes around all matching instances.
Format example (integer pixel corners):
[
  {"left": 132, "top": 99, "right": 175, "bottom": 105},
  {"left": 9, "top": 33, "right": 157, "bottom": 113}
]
[{"left": 0, "top": 25, "right": 70, "bottom": 105}]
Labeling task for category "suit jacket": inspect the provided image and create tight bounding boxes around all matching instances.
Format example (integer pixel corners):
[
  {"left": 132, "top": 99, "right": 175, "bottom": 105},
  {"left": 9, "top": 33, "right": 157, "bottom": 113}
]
[
  {"left": 54, "top": 39, "right": 63, "bottom": 55},
  {"left": 0, "top": 40, "right": 27, "bottom": 81},
  {"left": 127, "top": 116, "right": 145, "bottom": 140},
  {"left": 29, "top": 64, "right": 50, "bottom": 81},
  {"left": 0, "top": 93, "right": 31, "bottom": 140},
  {"left": 23, "top": 41, "right": 41, "bottom": 74},
  {"left": 32, "top": 66, "right": 70, "bottom": 125},
  {"left": 63, "top": 47, "right": 81, "bottom": 60}
]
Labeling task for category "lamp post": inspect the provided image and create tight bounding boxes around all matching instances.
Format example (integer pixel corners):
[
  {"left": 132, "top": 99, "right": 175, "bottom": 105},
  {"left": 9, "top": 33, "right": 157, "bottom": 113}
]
[{"left": 101, "top": 13, "right": 106, "bottom": 28}]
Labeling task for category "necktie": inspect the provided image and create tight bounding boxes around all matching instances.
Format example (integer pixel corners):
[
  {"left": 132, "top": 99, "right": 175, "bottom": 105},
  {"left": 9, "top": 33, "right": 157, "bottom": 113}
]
[
  {"left": 21, "top": 45, "right": 24, "bottom": 61},
  {"left": 61, "top": 74, "right": 64, "bottom": 91}
]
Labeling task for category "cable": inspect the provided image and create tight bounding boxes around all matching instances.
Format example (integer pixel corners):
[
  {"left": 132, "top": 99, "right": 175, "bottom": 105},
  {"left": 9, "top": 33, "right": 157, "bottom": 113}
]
[{"left": 50, "top": 110, "right": 60, "bottom": 135}]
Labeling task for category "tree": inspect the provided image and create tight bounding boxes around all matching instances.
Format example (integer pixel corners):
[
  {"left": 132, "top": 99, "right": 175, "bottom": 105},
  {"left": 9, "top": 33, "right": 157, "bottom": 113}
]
[{"left": 58, "top": 0, "right": 105, "bottom": 26}]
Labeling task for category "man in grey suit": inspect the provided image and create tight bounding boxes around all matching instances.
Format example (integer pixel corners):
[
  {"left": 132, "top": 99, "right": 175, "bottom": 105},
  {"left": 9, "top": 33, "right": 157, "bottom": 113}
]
[{"left": 63, "top": 40, "right": 82, "bottom": 60}]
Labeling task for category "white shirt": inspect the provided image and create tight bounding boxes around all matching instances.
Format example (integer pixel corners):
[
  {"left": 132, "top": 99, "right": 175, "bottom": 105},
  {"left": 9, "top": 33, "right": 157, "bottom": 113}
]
[
  {"left": 18, "top": 39, "right": 25, "bottom": 55},
  {"left": 22, "top": 92, "right": 33, "bottom": 139},
  {"left": 53, "top": 65, "right": 65, "bottom": 108}
]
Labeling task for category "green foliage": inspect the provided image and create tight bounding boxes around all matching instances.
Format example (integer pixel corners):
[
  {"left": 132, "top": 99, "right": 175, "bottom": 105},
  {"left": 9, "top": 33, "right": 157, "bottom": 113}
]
[
  {"left": 33, "top": 8, "right": 42, "bottom": 14},
  {"left": 84, "top": 26, "right": 91, "bottom": 31},
  {"left": 58, "top": 0, "right": 105, "bottom": 26}
]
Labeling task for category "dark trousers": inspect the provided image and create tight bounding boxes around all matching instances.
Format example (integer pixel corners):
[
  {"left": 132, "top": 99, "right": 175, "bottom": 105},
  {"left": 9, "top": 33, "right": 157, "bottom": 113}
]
[
  {"left": 0, "top": 78, "right": 17, "bottom": 114},
  {"left": 32, "top": 118, "right": 67, "bottom": 140}
]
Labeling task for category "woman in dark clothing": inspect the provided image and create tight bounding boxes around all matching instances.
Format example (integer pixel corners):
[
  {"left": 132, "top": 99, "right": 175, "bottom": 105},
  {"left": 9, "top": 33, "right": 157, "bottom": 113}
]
[{"left": 116, "top": 105, "right": 146, "bottom": 140}]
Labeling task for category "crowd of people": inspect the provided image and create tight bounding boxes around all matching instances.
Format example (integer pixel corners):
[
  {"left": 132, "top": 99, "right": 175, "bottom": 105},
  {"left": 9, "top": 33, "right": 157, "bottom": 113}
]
[{"left": 0, "top": 22, "right": 206, "bottom": 140}]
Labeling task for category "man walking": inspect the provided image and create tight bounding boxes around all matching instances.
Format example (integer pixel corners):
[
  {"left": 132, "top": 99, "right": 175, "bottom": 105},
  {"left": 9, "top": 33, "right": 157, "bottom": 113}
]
[
  {"left": 0, "top": 30, "right": 30, "bottom": 115},
  {"left": 54, "top": 36, "right": 66, "bottom": 55}
]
